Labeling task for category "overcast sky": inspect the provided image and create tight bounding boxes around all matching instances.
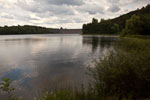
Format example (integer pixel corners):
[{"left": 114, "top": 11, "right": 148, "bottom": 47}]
[{"left": 0, "top": 0, "right": 149, "bottom": 28}]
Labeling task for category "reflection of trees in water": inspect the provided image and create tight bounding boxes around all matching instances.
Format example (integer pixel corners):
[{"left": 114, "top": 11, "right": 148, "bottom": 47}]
[
  {"left": 82, "top": 36, "right": 99, "bottom": 53},
  {"left": 99, "top": 37, "right": 116, "bottom": 48},
  {"left": 82, "top": 36, "right": 117, "bottom": 53},
  {"left": 90, "top": 37, "right": 99, "bottom": 53}
]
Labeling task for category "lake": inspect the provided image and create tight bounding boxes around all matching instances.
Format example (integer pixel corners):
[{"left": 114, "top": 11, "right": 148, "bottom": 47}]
[{"left": 0, "top": 34, "right": 118, "bottom": 99}]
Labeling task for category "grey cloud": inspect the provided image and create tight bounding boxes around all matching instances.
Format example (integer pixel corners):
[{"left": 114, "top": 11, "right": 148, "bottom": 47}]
[
  {"left": 45, "top": 19, "right": 73, "bottom": 24},
  {"left": 44, "top": 16, "right": 84, "bottom": 25},
  {"left": 56, "top": 19, "right": 73, "bottom": 24},
  {"left": 1, "top": 15, "right": 14, "bottom": 19},
  {"left": 108, "top": 5, "right": 120, "bottom": 12},
  {"left": 48, "top": 5, "right": 75, "bottom": 15},
  {"left": 23, "top": 17, "right": 40, "bottom": 21},
  {"left": 106, "top": 0, "right": 120, "bottom": 12},
  {"left": 17, "top": 0, "right": 75, "bottom": 15},
  {"left": 11, "top": 13, "right": 40, "bottom": 21},
  {"left": 119, "top": 0, "right": 150, "bottom": 5},
  {"left": 35, "top": 0, "right": 84, "bottom": 6},
  {"left": 78, "top": 4, "right": 104, "bottom": 14},
  {"left": 107, "top": 0, "right": 119, "bottom": 4},
  {"left": 73, "top": 18, "right": 84, "bottom": 23},
  {"left": 132, "top": 0, "right": 149, "bottom": 3},
  {"left": 17, "top": 0, "right": 44, "bottom": 13},
  {"left": 58, "top": 18, "right": 84, "bottom": 23},
  {"left": 0, "top": 4, "right": 4, "bottom": 9}
]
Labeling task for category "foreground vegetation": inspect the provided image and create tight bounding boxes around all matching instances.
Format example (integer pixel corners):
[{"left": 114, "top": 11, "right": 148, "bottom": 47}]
[
  {"left": 90, "top": 37, "right": 150, "bottom": 99},
  {"left": 1, "top": 37, "right": 150, "bottom": 100}
]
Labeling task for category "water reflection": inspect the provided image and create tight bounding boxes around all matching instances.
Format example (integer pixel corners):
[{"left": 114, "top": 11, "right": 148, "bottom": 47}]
[
  {"left": 83, "top": 36, "right": 117, "bottom": 53},
  {"left": 0, "top": 34, "right": 117, "bottom": 100}
]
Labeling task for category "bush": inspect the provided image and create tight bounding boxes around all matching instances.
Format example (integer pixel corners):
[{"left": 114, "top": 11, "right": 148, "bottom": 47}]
[{"left": 88, "top": 38, "right": 150, "bottom": 99}]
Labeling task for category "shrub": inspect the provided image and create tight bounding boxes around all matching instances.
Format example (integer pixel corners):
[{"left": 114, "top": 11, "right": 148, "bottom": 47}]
[{"left": 88, "top": 38, "right": 150, "bottom": 99}]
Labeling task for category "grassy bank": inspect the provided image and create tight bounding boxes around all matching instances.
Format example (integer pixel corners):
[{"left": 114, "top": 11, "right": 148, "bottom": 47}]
[{"left": 1, "top": 37, "right": 150, "bottom": 100}]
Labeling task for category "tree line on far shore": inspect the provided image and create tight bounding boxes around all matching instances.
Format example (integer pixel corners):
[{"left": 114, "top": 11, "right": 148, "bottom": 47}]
[
  {"left": 82, "top": 4, "right": 150, "bottom": 36},
  {"left": 0, "top": 25, "right": 52, "bottom": 35}
]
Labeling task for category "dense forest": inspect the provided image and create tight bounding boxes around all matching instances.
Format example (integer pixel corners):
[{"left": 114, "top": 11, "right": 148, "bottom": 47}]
[
  {"left": 0, "top": 25, "right": 52, "bottom": 35},
  {"left": 82, "top": 4, "right": 150, "bottom": 35}
]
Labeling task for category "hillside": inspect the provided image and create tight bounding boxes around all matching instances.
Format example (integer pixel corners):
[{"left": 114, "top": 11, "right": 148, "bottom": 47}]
[
  {"left": 111, "top": 4, "right": 150, "bottom": 29},
  {"left": 82, "top": 4, "right": 150, "bottom": 35}
]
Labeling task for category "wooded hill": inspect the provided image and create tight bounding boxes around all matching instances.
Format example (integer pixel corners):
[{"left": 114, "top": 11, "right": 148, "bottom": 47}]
[{"left": 82, "top": 4, "right": 150, "bottom": 35}]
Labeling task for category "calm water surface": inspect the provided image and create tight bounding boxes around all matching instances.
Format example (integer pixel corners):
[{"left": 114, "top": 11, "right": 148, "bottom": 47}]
[{"left": 0, "top": 34, "right": 117, "bottom": 99}]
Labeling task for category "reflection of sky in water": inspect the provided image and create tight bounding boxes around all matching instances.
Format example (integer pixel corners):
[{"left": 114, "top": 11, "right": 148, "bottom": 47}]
[
  {"left": 0, "top": 69, "right": 22, "bottom": 80},
  {"left": 0, "top": 34, "right": 118, "bottom": 100}
]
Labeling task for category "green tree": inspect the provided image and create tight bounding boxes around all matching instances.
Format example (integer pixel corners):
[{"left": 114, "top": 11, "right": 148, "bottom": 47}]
[
  {"left": 123, "top": 15, "right": 144, "bottom": 35},
  {"left": 141, "top": 14, "right": 150, "bottom": 35},
  {"left": 111, "top": 24, "right": 119, "bottom": 34}
]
